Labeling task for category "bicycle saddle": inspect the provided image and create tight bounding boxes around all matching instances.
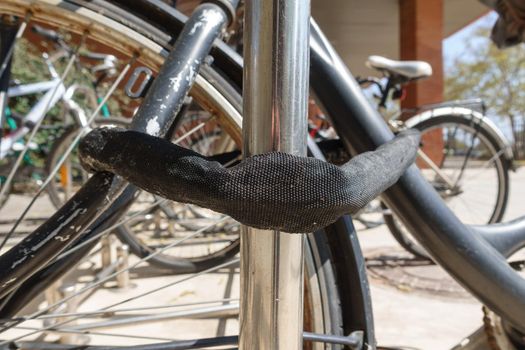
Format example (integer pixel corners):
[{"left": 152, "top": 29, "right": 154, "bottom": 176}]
[
  {"left": 79, "top": 128, "right": 420, "bottom": 233},
  {"left": 366, "top": 55, "right": 432, "bottom": 81}
]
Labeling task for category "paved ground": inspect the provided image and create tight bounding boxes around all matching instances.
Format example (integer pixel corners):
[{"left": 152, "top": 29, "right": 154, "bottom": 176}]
[
  {"left": 0, "top": 167, "right": 524, "bottom": 349},
  {"left": 356, "top": 222, "right": 482, "bottom": 349},
  {"left": 356, "top": 167, "right": 525, "bottom": 349}
]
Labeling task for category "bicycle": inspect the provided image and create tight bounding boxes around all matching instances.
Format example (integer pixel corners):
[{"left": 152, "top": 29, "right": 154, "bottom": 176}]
[
  {"left": 0, "top": 24, "right": 126, "bottom": 209},
  {"left": 0, "top": 4, "right": 368, "bottom": 348},
  {"left": 1, "top": 1, "right": 525, "bottom": 350},
  {"left": 1, "top": 25, "right": 194, "bottom": 271},
  {"left": 320, "top": 55, "right": 513, "bottom": 259},
  {"left": 16, "top": 27, "right": 222, "bottom": 271},
  {"left": 39, "top": 33, "right": 512, "bottom": 268}
]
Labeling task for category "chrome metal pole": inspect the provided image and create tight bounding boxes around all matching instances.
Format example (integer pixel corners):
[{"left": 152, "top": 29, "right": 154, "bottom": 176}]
[{"left": 240, "top": 0, "right": 310, "bottom": 348}]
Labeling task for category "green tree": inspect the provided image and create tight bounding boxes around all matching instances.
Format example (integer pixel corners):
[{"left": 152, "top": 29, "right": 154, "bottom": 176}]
[{"left": 445, "top": 28, "right": 525, "bottom": 159}]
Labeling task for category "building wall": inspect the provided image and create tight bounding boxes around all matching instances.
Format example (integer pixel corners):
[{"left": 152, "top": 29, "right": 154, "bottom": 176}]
[{"left": 312, "top": 0, "right": 400, "bottom": 77}]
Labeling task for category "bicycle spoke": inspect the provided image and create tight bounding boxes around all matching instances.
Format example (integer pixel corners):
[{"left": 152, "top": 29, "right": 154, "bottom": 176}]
[
  {"left": 197, "top": 120, "right": 212, "bottom": 153},
  {"left": 0, "top": 216, "right": 230, "bottom": 336},
  {"left": 451, "top": 128, "right": 481, "bottom": 187},
  {"left": 459, "top": 148, "right": 505, "bottom": 183},
  {"left": 416, "top": 148, "right": 456, "bottom": 189},
  {"left": 13, "top": 298, "right": 239, "bottom": 321},
  {"left": 0, "top": 55, "right": 137, "bottom": 248},
  {"left": 172, "top": 116, "right": 213, "bottom": 144},
  {"left": 10, "top": 325, "right": 180, "bottom": 342},
  {"left": 66, "top": 303, "right": 239, "bottom": 331},
  {"left": 1, "top": 257, "right": 238, "bottom": 344}
]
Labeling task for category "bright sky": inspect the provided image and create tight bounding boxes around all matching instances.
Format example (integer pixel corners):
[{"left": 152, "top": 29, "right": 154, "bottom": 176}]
[
  {"left": 443, "top": 11, "right": 497, "bottom": 71},
  {"left": 442, "top": 11, "right": 517, "bottom": 140}
]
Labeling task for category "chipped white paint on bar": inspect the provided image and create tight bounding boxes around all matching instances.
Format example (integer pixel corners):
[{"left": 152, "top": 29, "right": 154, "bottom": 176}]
[
  {"left": 201, "top": 9, "right": 224, "bottom": 29},
  {"left": 170, "top": 75, "right": 182, "bottom": 92},
  {"left": 169, "top": 60, "right": 198, "bottom": 93},
  {"left": 30, "top": 207, "right": 87, "bottom": 252},
  {"left": 146, "top": 116, "right": 161, "bottom": 136},
  {"left": 186, "top": 66, "right": 195, "bottom": 82},
  {"left": 11, "top": 255, "right": 27, "bottom": 269},
  {"left": 189, "top": 22, "right": 203, "bottom": 35},
  {"left": 55, "top": 234, "right": 71, "bottom": 242}
]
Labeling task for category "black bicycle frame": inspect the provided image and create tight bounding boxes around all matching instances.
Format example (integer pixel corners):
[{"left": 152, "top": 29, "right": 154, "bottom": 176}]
[
  {"left": 0, "top": 0, "right": 235, "bottom": 306},
  {"left": 1, "top": 0, "right": 525, "bottom": 339},
  {"left": 307, "top": 21, "right": 525, "bottom": 332}
]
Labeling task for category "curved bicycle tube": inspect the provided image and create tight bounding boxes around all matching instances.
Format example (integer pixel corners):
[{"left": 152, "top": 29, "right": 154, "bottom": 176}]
[{"left": 309, "top": 20, "right": 525, "bottom": 332}]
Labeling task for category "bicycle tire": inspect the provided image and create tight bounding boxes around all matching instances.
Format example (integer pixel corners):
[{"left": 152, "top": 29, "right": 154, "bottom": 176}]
[
  {"left": 385, "top": 113, "right": 510, "bottom": 260},
  {"left": 0, "top": 1, "right": 370, "bottom": 347}
]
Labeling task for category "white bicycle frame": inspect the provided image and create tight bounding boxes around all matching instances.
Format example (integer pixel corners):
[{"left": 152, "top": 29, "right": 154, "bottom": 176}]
[{"left": 0, "top": 51, "right": 90, "bottom": 159}]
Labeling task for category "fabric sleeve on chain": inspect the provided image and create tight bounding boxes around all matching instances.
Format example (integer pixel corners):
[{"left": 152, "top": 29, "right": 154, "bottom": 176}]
[{"left": 79, "top": 128, "right": 420, "bottom": 233}]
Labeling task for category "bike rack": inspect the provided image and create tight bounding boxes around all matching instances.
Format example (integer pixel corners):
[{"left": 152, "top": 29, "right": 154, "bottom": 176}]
[
  {"left": 42, "top": 237, "right": 132, "bottom": 344},
  {"left": 99, "top": 235, "right": 131, "bottom": 289},
  {"left": 100, "top": 235, "right": 112, "bottom": 268},
  {"left": 115, "top": 244, "right": 130, "bottom": 289},
  {"left": 44, "top": 282, "right": 88, "bottom": 345}
]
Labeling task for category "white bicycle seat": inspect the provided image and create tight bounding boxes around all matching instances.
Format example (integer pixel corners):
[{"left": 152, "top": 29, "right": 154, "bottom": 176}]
[{"left": 366, "top": 55, "right": 432, "bottom": 80}]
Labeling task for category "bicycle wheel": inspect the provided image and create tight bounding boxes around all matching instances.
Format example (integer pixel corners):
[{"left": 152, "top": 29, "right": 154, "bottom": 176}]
[
  {"left": 47, "top": 101, "right": 242, "bottom": 272},
  {"left": 115, "top": 103, "right": 242, "bottom": 272},
  {"left": 0, "top": 1, "right": 368, "bottom": 348},
  {"left": 385, "top": 113, "right": 510, "bottom": 259}
]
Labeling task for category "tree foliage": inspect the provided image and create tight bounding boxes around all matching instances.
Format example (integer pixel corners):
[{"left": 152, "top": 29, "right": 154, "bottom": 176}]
[{"left": 445, "top": 28, "right": 525, "bottom": 158}]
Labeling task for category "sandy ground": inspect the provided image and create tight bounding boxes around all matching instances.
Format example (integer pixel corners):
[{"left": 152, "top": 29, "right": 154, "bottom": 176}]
[{"left": 0, "top": 167, "right": 523, "bottom": 349}]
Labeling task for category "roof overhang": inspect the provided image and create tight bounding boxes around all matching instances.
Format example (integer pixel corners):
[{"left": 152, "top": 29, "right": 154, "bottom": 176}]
[{"left": 312, "top": 0, "right": 489, "bottom": 77}]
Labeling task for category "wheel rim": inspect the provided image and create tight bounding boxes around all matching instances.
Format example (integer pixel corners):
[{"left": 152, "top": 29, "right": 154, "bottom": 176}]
[
  {"left": 417, "top": 122, "right": 505, "bottom": 224},
  {"left": 387, "top": 119, "right": 507, "bottom": 259}
]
